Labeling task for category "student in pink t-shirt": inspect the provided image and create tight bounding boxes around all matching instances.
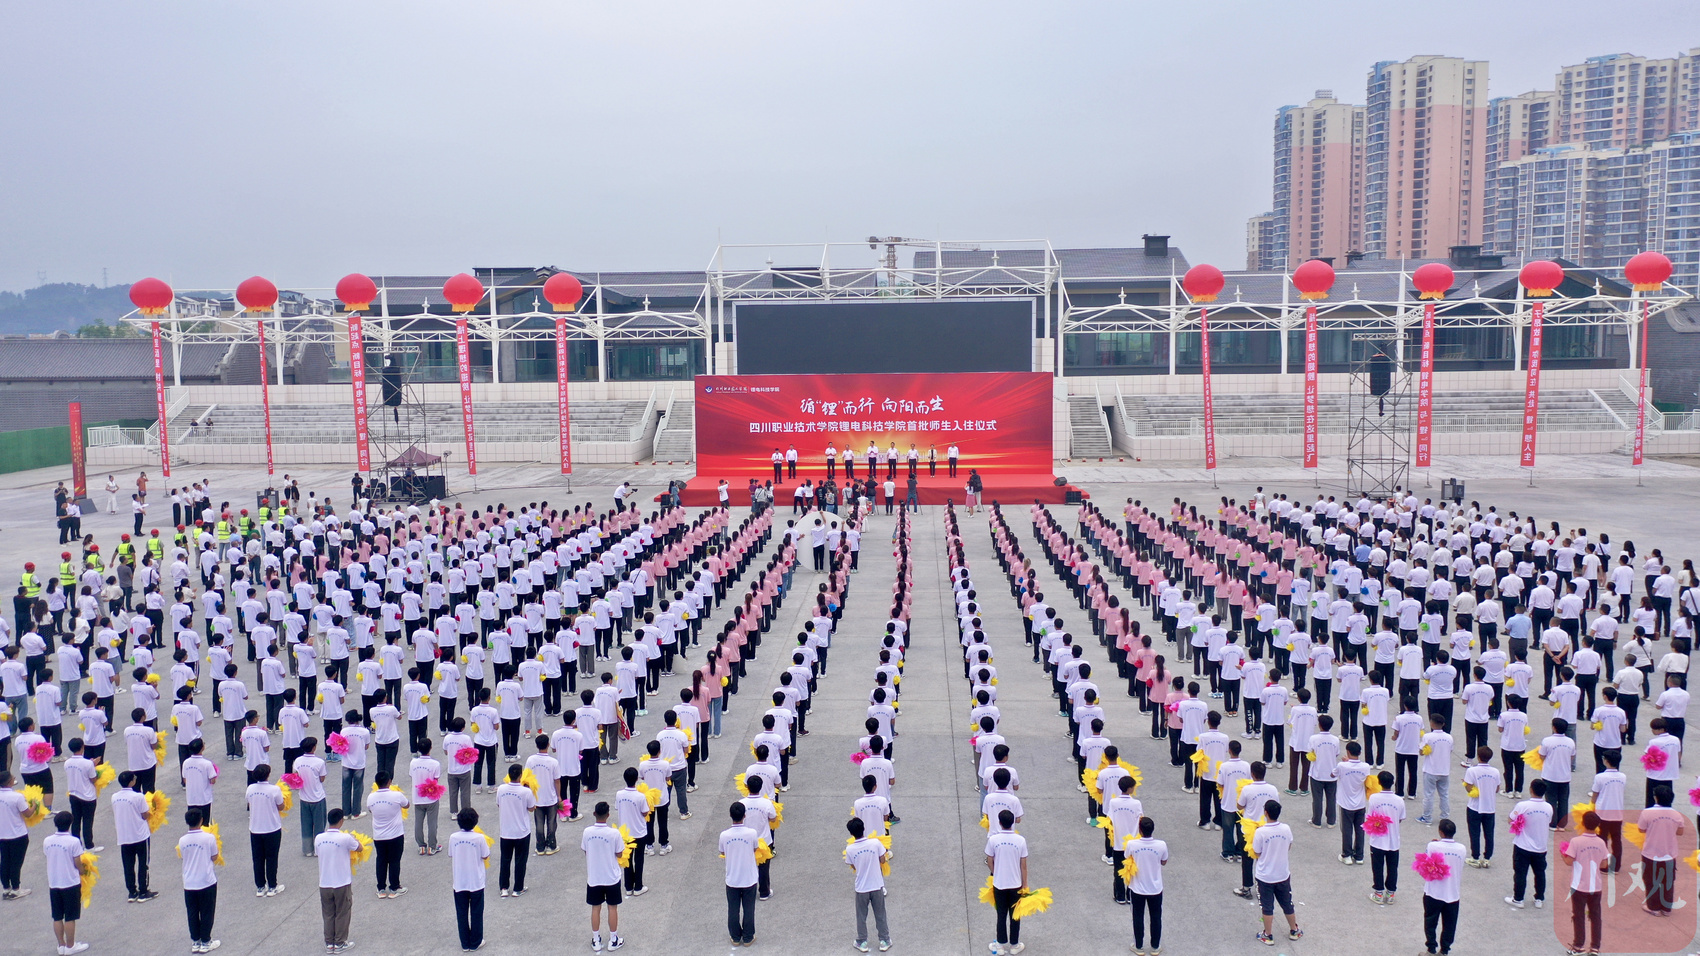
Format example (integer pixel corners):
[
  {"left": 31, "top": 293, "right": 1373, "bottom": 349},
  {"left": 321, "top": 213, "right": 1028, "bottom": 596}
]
[{"left": 1637, "top": 785, "right": 1687, "bottom": 915}]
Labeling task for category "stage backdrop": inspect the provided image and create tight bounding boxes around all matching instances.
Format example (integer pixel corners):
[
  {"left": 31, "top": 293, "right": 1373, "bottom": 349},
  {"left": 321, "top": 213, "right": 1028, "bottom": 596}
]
[{"left": 694, "top": 372, "right": 1053, "bottom": 478}]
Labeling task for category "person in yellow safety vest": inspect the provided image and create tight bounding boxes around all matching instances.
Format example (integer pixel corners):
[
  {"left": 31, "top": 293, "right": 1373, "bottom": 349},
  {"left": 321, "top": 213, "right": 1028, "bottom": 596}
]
[
  {"left": 85, "top": 546, "right": 103, "bottom": 573},
  {"left": 146, "top": 530, "right": 164, "bottom": 562},
  {"left": 117, "top": 535, "right": 136, "bottom": 564},
  {"left": 238, "top": 510, "right": 253, "bottom": 538},
  {"left": 215, "top": 516, "right": 231, "bottom": 544},
  {"left": 59, "top": 551, "right": 76, "bottom": 587},
  {"left": 21, "top": 562, "right": 41, "bottom": 598},
  {"left": 174, "top": 525, "right": 190, "bottom": 553},
  {"left": 257, "top": 504, "right": 270, "bottom": 523}
]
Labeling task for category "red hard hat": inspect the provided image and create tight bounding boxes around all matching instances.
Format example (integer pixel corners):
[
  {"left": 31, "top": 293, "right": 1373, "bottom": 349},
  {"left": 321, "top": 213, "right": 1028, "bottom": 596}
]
[
  {"left": 121, "top": 534, "right": 131, "bottom": 541},
  {"left": 88, "top": 545, "right": 98, "bottom": 552},
  {"left": 151, "top": 529, "right": 160, "bottom": 536},
  {"left": 61, "top": 551, "right": 71, "bottom": 560},
  {"left": 176, "top": 524, "right": 185, "bottom": 531},
  {"left": 241, "top": 509, "right": 249, "bottom": 515},
  {"left": 24, "top": 562, "right": 35, "bottom": 571}
]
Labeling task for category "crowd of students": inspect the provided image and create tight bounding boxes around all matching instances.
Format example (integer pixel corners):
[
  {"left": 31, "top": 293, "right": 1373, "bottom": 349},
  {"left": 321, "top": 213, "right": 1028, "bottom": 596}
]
[
  {"left": 993, "top": 486, "right": 1696, "bottom": 955},
  {"left": 6, "top": 475, "right": 1700, "bottom": 954},
  {"left": 0, "top": 488, "right": 814, "bottom": 953}
]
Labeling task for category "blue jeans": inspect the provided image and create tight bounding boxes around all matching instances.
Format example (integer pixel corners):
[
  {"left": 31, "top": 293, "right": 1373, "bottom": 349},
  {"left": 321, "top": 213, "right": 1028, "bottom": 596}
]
[
  {"left": 342, "top": 768, "right": 365, "bottom": 816},
  {"left": 670, "top": 768, "right": 689, "bottom": 815},
  {"left": 710, "top": 697, "right": 723, "bottom": 736},
  {"left": 301, "top": 799, "right": 327, "bottom": 855}
]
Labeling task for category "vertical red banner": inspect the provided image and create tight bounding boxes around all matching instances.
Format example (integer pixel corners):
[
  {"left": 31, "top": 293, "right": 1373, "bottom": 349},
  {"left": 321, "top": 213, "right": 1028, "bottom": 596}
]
[
  {"left": 256, "top": 318, "right": 275, "bottom": 477},
  {"left": 1633, "top": 298, "right": 1650, "bottom": 466},
  {"left": 68, "top": 401, "right": 87, "bottom": 500},
  {"left": 555, "top": 316, "right": 572, "bottom": 475},
  {"left": 1303, "top": 305, "right": 1319, "bottom": 468},
  {"left": 151, "top": 320, "right": 171, "bottom": 478},
  {"left": 456, "top": 317, "right": 478, "bottom": 476},
  {"left": 1520, "top": 301, "right": 1545, "bottom": 467},
  {"left": 1200, "top": 307, "right": 1216, "bottom": 470},
  {"left": 347, "top": 313, "right": 371, "bottom": 472},
  {"left": 1416, "top": 302, "right": 1436, "bottom": 468}
]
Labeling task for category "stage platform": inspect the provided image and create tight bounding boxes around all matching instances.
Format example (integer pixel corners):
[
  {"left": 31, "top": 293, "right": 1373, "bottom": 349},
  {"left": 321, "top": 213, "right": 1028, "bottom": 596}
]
[{"left": 676, "top": 471, "right": 1081, "bottom": 506}]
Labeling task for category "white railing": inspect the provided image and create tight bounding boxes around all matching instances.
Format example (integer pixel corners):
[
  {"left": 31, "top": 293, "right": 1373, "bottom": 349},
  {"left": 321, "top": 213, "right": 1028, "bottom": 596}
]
[
  {"left": 1588, "top": 389, "right": 1629, "bottom": 430},
  {"left": 1619, "top": 374, "right": 1665, "bottom": 433},
  {"left": 87, "top": 426, "right": 151, "bottom": 447},
  {"left": 1668, "top": 410, "right": 1700, "bottom": 432}
]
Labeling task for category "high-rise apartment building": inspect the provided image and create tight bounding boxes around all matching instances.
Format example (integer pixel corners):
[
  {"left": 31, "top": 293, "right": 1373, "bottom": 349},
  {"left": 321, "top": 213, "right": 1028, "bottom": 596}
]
[
  {"left": 1245, "top": 212, "right": 1279, "bottom": 271},
  {"left": 1482, "top": 91, "right": 1559, "bottom": 242},
  {"left": 1488, "top": 131, "right": 1700, "bottom": 292},
  {"left": 1268, "top": 92, "right": 1365, "bottom": 266},
  {"left": 1553, "top": 52, "right": 1696, "bottom": 149},
  {"left": 1363, "top": 56, "right": 1489, "bottom": 260}
]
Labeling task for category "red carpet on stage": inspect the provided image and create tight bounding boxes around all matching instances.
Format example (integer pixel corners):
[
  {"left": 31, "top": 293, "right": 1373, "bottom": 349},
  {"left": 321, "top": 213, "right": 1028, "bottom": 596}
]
[{"left": 678, "top": 471, "right": 1078, "bottom": 506}]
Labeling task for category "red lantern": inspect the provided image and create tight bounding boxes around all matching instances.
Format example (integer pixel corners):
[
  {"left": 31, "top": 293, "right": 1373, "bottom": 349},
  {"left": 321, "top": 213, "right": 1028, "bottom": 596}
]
[
  {"left": 1411, "top": 263, "right": 1455, "bottom": 301},
  {"left": 336, "top": 273, "right": 378, "bottom": 312},
  {"left": 1624, "top": 251, "right": 1673, "bottom": 292},
  {"left": 1182, "top": 264, "right": 1225, "bottom": 304},
  {"left": 235, "top": 276, "right": 279, "bottom": 313},
  {"left": 1519, "top": 260, "right": 1565, "bottom": 298},
  {"left": 1292, "top": 259, "right": 1335, "bottom": 301},
  {"left": 543, "top": 273, "right": 585, "bottom": 313},
  {"left": 443, "top": 273, "right": 485, "bottom": 313},
  {"left": 129, "top": 277, "right": 173, "bottom": 315}
]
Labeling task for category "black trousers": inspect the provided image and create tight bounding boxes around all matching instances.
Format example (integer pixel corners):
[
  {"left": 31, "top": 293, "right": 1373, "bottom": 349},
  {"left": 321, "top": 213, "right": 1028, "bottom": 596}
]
[
  {"left": 500, "top": 836, "right": 529, "bottom": 892},
  {"left": 0, "top": 834, "right": 24, "bottom": 890},
  {"left": 1130, "top": 891, "right": 1163, "bottom": 950},
  {"left": 1422, "top": 896, "right": 1459, "bottom": 954},
  {"left": 1466, "top": 808, "right": 1494, "bottom": 860},
  {"left": 375, "top": 835, "right": 404, "bottom": 891},
  {"left": 184, "top": 884, "right": 217, "bottom": 944},
  {"left": 68, "top": 795, "right": 96, "bottom": 848},
  {"left": 726, "top": 883, "right": 757, "bottom": 943},
  {"left": 455, "top": 889, "right": 484, "bottom": 949},
  {"left": 121, "top": 839, "right": 150, "bottom": 896},
  {"left": 250, "top": 829, "right": 281, "bottom": 889},
  {"left": 993, "top": 886, "right": 1022, "bottom": 945},
  {"left": 1512, "top": 845, "right": 1547, "bottom": 902}
]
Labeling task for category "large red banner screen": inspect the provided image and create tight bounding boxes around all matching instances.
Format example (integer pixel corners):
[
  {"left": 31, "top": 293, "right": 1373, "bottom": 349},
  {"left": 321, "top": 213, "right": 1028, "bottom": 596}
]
[{"left": 694, "top": 372, "right": 1052, "bottom": 477}]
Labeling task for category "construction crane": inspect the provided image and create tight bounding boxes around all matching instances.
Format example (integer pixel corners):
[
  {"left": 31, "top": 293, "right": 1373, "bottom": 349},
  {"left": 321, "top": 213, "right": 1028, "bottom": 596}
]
[{"left": 866, "top": 237, "right": 983, "bottom": 286}]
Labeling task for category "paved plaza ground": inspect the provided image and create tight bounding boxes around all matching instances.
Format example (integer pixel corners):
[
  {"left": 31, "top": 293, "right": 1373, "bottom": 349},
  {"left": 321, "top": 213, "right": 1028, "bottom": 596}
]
[{"left": 2, "top": 455, "right": 1699, "bottom": 956}]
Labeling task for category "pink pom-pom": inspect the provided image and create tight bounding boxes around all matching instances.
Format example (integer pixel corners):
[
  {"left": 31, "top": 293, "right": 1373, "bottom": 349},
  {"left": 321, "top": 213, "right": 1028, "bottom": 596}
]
[
  {"left": 1508, "top": 814, "right": 1527, "bottom": 836},
  {"left": 557, "top": 800, "right": 574, "bottom": 820},
  {"left": 417, "top": 778, "right": 445, "bottom": 800},
  {"left": 1412, "top": 852, "right": 1452, "bottom": 882},
  {"left": 454, "top": 746, "right": 478, "bottom": 766},
  {"left": 1362, "top": 813, "right": 1391, "bottom": 836},
  {"left": 1165, "top": 700, "right": 1181, "bottom": 714},
  {"left": 850, "top": 751, "right": 868, "bottom": 766},
  {"left": 1689, "top": 786, "right": 1700, "bottom": 809},
  {"left": 326, "top": 733, "right": 350, "bottom": 756},
  {"left": 1559, "top": 840, "right": 1572, "bottom": 857},
  {"left": 280, "top": 772, "right": 305, "bottom": 790},
  {"left": 26, "top": 741, "right": 55, "bottom": 764},
  {"left": 1642, "top": 747, "right": 1670, "bottom": 772}
]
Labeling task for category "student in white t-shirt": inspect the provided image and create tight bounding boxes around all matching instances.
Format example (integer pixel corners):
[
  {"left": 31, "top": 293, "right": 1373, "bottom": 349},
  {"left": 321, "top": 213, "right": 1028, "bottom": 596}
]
[
  {"left": 1420, "top": 820, "right": 1468, "bottom": 955},
  {"left": 448, "top": 807, "right": 490, "bottom": 951},
  {"left": 843, "top": 817, "right": 891, "bottom": 951},
  {"left": 1251, "top": 801, "right": 1302, "bottom": 944},
  {"left": 1125, "top": 816, "right": 1169, "bottom": 954},
  {"left": 984, "top": 810, "right": 1028, "bottom": 953}
]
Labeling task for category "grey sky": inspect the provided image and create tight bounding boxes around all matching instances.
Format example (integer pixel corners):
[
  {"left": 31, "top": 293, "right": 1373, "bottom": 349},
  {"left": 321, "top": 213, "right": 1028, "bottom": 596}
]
[{"left": 3, "top": 1, "right": 1697, "bottom": 292}]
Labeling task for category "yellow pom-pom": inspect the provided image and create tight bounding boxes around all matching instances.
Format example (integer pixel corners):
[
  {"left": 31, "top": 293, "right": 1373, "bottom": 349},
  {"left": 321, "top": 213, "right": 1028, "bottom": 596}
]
[
  {"left": 1590, "top": 721, "right": 1603, "bottom": 732},
  {"left": 1522, "top": 751, "right": 1544, "bottom": 771},
  {"left": 1420, "top": 745, "right": 1432, "bottom": 757},
  {"left": 1464, "top": 784, "right": 1479, "bottom": 799},
  {"left": 472, "top": 825, "right": 496, "bottom": 868},
  {"left": 520, "top": 768, "right": 540, "bottom": 799},
  {"left": 93, "top": 763, "right": 117, "bottom": 795},
  {"left": 76, "top": 851, "right": 100, "bottom": 908},
  {"left": 204, "top": 821, "right": 226, "bottom": 866},
  {"left": 278, "top": 780, "right": 294, "bottom": 815},
  {"left": 978, "top": 876, "right": 996, "bottom": 907},
  {"left": 1011, "top": 887, "right": 1053, "bottom": 920},
  {"left": 22, "top": 786, "right": 51, "bottom": 828},
  {"left": 145, "top": 791, "right": 171, "bottom": 832},
  {"left": 349, "top": 831, "right": 375, "bottom": 869},
  {"left": 1118, "top": 851, "right": 1139, "bottom": 886},
  {"left": 754, "top": 838, "right": 773, "bottom": 864},
  {"left": 978, "top": 814, "right": 989, "bottom": 830}
]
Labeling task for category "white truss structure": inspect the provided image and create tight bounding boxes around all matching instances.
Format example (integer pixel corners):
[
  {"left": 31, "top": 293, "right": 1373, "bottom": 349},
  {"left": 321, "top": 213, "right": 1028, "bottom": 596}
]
[
  {"left": 115, "top": 247, "right": 1690, "bottom": 384},
  {"left": 119, "top": 281, "right": 713, "bottom": 384},
  {"left": 1061, "top": 270, "right": 1690, "bottom": 375}
]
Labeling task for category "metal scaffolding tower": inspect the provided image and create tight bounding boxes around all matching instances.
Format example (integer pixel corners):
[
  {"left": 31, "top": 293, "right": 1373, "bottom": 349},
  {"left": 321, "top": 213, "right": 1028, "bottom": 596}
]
[{"left": 1346, "top": 332, "right": 1412, "bottom": 498}]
